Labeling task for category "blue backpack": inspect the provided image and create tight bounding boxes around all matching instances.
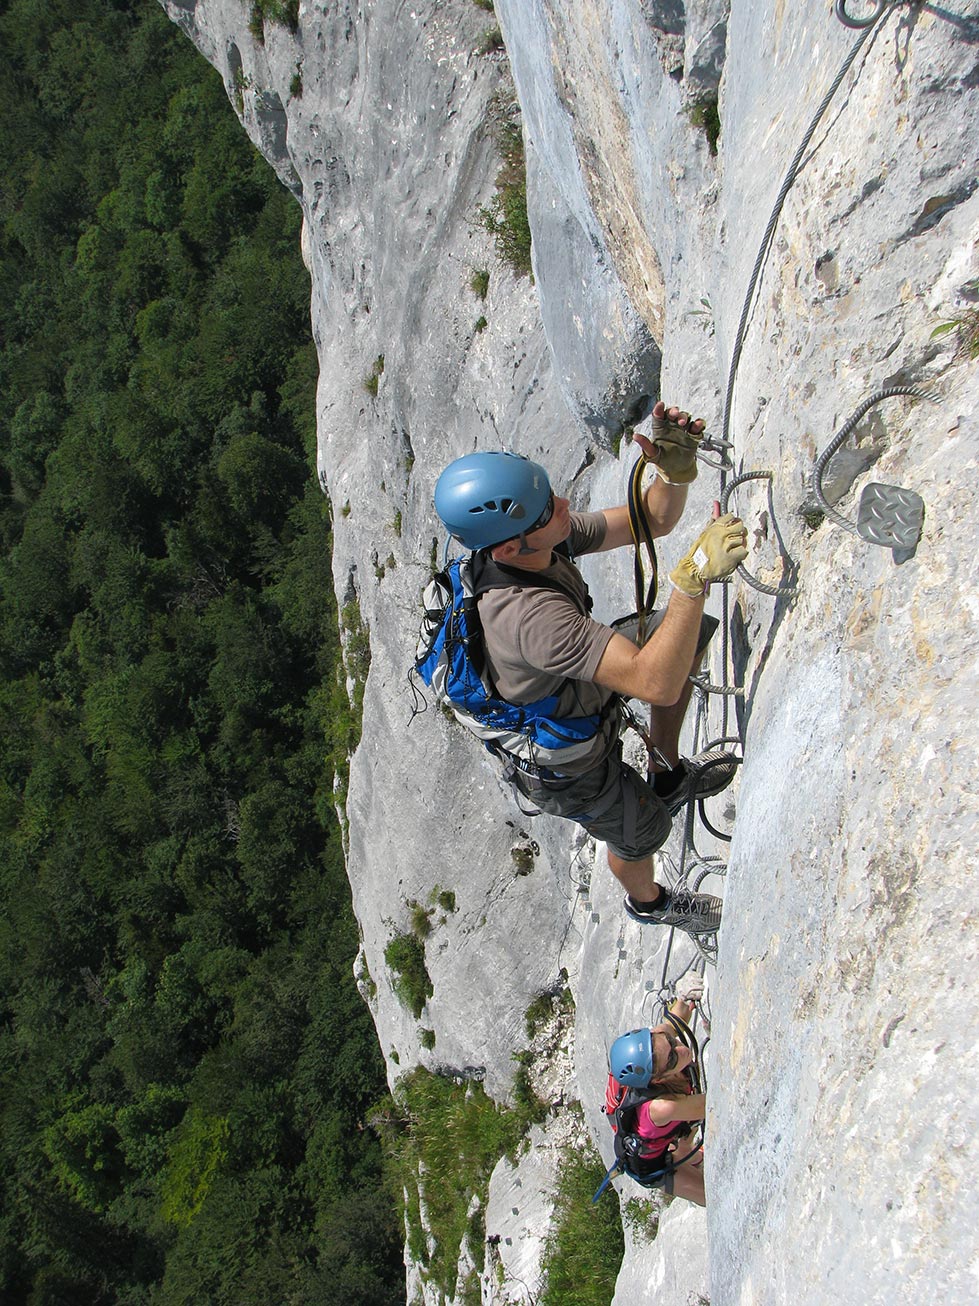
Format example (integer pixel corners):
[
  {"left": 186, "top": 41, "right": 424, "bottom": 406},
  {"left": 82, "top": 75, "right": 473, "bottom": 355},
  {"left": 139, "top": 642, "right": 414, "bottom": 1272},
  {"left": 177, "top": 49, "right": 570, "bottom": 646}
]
[{"left": 413, "top": 553, "right": 612, "bottom": 772}]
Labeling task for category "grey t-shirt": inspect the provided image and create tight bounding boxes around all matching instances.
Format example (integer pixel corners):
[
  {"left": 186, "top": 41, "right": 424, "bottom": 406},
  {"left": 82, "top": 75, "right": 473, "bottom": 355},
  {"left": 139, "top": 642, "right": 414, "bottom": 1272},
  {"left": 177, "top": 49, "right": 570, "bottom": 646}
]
[{"left": 477, "top": 510, "right": 620, "bottom": 773}]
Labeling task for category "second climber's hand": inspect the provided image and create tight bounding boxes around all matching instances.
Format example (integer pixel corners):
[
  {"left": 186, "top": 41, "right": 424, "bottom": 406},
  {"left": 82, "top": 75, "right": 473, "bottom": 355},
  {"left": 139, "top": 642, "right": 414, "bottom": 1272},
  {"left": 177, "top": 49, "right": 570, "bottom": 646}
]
[{"left": 674, "top": 969, "right": 705, "bottom": 1004}]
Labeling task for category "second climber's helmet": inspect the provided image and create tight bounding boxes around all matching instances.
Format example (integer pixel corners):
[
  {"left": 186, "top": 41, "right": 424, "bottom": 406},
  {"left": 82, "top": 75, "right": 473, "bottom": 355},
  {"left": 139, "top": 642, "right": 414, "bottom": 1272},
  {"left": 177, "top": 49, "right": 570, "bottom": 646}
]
[
  {"left": 609, "top": 1028, "right": 654, "bottom": 1088},
  {"left": 434, "top": 451, "right": 551, "bottom": 551}
]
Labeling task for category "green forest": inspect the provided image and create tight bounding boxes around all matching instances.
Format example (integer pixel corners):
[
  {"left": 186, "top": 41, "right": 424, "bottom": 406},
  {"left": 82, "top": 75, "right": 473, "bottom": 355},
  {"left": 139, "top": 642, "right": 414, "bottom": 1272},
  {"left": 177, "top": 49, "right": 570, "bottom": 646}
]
[{"left": 0, "top": 0, "right": 404, "bottom": 1300}]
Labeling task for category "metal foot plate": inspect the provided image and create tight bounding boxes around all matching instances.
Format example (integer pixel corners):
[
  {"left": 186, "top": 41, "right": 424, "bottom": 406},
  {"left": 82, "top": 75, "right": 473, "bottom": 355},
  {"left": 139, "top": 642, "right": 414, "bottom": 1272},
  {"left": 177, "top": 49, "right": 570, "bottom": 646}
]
[{"left": 856, "top": 482, "right": 925, "bottom": 556}]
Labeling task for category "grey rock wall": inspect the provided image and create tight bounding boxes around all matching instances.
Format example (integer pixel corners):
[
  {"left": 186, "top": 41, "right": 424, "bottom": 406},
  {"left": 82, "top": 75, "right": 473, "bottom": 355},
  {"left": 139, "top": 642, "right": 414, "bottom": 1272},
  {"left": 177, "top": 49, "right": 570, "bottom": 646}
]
[{"left": 158, "top": 0, "right": 979, "bottom": 1301}]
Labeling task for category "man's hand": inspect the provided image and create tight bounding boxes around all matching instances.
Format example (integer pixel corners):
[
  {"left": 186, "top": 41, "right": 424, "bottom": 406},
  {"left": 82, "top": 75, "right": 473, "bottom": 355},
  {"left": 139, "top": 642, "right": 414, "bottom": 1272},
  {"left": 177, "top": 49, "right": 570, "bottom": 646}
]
[
  {"left": 670, "top": 513, "right": 749, "bottom": 597},
  {"left": 674, "top": 970, "right": 705, "bottom": 1004},
  {"left": 634, "top": 401, "right": 705, "bottom": 485}
]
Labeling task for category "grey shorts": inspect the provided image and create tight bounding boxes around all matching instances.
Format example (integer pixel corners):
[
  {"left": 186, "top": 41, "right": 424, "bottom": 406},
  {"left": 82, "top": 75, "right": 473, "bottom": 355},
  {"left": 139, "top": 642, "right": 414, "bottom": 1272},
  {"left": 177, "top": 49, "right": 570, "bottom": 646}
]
[
  {"left": 510, "top": 609, "right": 718, "bottom": 862},
  {"left": 512, "top": 741, "right": 671, "bottom": 862}
]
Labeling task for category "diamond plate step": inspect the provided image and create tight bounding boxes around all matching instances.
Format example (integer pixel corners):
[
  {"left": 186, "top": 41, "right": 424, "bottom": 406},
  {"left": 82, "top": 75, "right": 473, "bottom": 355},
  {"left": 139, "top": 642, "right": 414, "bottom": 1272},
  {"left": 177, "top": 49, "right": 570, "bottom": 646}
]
[{"left": 857, "top": 482, "right": 925, "bottom": 561}]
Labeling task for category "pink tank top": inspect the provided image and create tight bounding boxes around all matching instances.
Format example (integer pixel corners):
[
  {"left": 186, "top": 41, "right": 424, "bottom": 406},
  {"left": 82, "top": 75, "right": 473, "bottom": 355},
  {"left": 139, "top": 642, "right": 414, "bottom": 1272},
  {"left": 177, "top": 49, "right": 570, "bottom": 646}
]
[{"left": 635, "top": 1085, "right": 691, "bottom": 1146}]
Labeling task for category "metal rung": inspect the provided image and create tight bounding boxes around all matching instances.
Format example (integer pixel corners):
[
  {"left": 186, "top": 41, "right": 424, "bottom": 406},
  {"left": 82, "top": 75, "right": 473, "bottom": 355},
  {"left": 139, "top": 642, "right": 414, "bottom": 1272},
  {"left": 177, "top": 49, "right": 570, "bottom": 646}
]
[{"left": 856, "top": 483, "right": 925, "bottom": 562}]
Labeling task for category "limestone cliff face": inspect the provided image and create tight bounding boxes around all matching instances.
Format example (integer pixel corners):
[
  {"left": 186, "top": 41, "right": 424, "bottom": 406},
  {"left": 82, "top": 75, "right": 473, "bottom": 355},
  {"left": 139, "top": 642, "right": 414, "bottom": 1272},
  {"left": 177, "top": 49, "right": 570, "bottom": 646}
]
[{"left": 158, "top": 1, "right": 979, "bottom": 1301}]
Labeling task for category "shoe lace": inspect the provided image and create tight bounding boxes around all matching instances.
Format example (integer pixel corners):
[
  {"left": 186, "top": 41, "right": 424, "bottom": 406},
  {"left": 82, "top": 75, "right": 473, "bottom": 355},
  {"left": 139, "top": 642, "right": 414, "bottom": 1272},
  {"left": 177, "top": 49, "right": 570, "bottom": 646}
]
[{"left": 670, "top": 890, "right": 717, "bottom": 921}]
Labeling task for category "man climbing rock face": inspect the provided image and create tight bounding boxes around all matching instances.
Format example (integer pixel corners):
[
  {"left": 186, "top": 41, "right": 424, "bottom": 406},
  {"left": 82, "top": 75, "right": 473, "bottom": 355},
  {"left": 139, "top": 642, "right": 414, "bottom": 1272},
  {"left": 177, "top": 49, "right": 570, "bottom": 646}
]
[{"left": 432, "top": 402, "right": 749, "bottom": 938}]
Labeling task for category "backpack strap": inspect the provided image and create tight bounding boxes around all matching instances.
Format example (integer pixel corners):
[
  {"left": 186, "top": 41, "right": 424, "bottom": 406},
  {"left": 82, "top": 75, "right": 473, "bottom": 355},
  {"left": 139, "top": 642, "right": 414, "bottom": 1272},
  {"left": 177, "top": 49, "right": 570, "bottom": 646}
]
[
  {"left": 471, "top": 549, "right": 594, "bottom": 616},
  {"left": 469, "top": 550, "right": 617, "bottom": 775}
]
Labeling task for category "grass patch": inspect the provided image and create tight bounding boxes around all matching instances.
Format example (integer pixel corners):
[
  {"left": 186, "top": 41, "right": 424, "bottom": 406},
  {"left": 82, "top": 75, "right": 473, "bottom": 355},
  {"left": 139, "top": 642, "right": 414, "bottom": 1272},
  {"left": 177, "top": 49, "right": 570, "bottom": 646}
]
[
  {"left": 478, "top": 95, "right": 532, "bottom": 277},
  {"left": 474, "top": 315, "right": 488, "bottom": 334},
  {"left": 232, "top": 66, "right": 251, "bottom": 115},
  {"left": 476, "top": 26, "right": 505, "bottom": 55},
  {"left": 539, "top": 1143, "right": 625, "bottom": 1305},
  {"left": 931, "top": 307, "right": 979, "bottom": 359},
  {"left": 470, "top": 268, "right": 490, "bottom": 299},
  {"left": 687, "top": 294, "right": 714, "bottom": 336},
  {"left": 524, "top": 991, "right": 555, "bottom": 1039},
  {"left": 522, "top": 981, "right": 575, "bottom": 1040},
  {"left": 384, "top": 932, "right": 433, "bottom": 1018},
  {"left": 363, "top": 353, "right": 385, "bottom": 396},
  {"left": 623, "top": 1196, "right": 661, "bottom": 1244},
  {"left": 686, "top": 97, "right": 720, "bottom": 156},
  {"left": 420, "top": 1027, "right": 436, "bottom": 1050},
  {"left": 511, "top": 845, "right": 535, "bottom": 875},
  {"left": 458, "top": 1269, "right": 482, "bottom": 1306},
  {"left": 512, "top": 1056, "right": 548, "bottom": 1128},
  {"left": 341, "top": 598, "right": 371, "bottom": 686},
  {"left": 472, "top": 0, "right": 495, "bottom": 10},
  {"left": 324, "top": 595, "right": 371, "bottom": 809},
  {"left": 374, "top": 1068, "right": 533, "bottom": 1299},
  {"left": 356, "top": 953, "right": 378, "bottom": 1001},
  {"left": 800, "top": 506, "right": 825, "bottom": 531},
  {"left": 249, "top": 0, "right": 299, "bottom": 32},
  {"left": 409, "top": 900, "right": 433, "bottom": 939},
  {"left": 467, "top": 1202, "right": 487, "bottom": 1271}
]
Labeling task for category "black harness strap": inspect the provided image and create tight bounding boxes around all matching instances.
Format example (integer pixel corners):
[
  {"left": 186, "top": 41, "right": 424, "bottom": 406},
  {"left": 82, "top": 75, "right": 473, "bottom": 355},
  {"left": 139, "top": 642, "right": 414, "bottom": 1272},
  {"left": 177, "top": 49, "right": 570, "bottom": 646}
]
[{"left": 626, "top": 452, "right": 659, "bottom": 642}]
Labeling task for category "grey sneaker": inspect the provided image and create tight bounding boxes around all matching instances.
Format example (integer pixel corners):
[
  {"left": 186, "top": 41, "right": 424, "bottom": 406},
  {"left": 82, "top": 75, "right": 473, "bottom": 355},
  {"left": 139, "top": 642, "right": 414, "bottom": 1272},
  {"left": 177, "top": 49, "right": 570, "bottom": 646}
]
[
  {"left": 624, "top": 889, "right": 723, "bottom": 935},
  {"left": 664, "top": 748, "right": 738, "bottom": 817}
]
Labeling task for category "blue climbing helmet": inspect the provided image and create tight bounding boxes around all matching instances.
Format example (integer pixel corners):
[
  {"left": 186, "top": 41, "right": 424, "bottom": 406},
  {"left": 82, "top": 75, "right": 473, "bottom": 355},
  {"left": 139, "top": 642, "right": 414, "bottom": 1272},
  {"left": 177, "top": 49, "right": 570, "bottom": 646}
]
[
  {"left": 434, "top": 451, "right": 551, "bottom": 551},
  {"left": 609, "top": 1028, "right": 654, "bottom": 1088}
]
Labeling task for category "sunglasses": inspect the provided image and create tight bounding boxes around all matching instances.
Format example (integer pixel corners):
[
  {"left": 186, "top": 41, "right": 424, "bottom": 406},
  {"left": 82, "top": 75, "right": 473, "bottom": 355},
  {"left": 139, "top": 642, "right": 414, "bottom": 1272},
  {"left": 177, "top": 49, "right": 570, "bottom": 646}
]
[
  {"left": 654, "top": 1031, "right": 681, "bottom": 1076},
  {"left": 526, "top": 491, "right": 555, "bottom": 535}
]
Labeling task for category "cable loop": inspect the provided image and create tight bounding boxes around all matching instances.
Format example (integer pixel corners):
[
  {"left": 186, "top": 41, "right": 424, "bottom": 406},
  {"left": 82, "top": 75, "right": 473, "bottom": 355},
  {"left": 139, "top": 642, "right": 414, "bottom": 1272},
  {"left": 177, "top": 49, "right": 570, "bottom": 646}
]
[
  {"left": 810, "top": 386, "right": 938, "bottom": 534},
  {"left": 688, "top": 673, "right": 744, "bottom": 698},
  {"left": 720, "top": 471, "right": 800, "bottom": 598},
  {"left": 835, "top": 0, "right": 889, "bottom": 29}
]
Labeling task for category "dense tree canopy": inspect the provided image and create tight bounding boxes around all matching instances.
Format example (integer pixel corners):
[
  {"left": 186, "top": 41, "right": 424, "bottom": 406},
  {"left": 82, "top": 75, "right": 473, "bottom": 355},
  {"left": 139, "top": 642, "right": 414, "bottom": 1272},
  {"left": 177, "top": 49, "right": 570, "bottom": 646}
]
[{"left": 0, "top": 1, "right": 401, "bottom": 1301}]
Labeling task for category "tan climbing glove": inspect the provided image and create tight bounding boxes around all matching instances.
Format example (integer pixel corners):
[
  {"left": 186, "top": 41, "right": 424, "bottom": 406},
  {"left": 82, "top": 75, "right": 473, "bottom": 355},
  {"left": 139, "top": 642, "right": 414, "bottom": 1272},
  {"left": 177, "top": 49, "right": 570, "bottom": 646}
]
[
  {"left": 674, "top": 969, "right": 705, "bottom": 1004},
  {"left": 649, "top": 407, "right": 704, "bottom": 484},
  {"left": 670, "top": 513, "right": 749, "bottom": 597}
]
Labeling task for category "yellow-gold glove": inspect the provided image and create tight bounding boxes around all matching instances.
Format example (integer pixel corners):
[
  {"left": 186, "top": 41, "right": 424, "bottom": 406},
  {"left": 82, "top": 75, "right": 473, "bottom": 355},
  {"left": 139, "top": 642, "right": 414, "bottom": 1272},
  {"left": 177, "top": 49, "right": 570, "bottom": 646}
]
[{"left": 670, "top": 513, "right": 748, "bottom": 597}]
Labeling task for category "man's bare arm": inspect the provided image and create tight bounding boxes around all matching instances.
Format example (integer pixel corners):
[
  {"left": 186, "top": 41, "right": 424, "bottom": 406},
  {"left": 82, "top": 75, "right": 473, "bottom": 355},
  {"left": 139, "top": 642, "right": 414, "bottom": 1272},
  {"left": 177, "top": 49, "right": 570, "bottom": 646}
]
[
  {"left": 592, "top": 591, "right": 704, "bottom": 705},
  {"left": 598, "top": 475, "right": 689, "bottom": 550}
]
